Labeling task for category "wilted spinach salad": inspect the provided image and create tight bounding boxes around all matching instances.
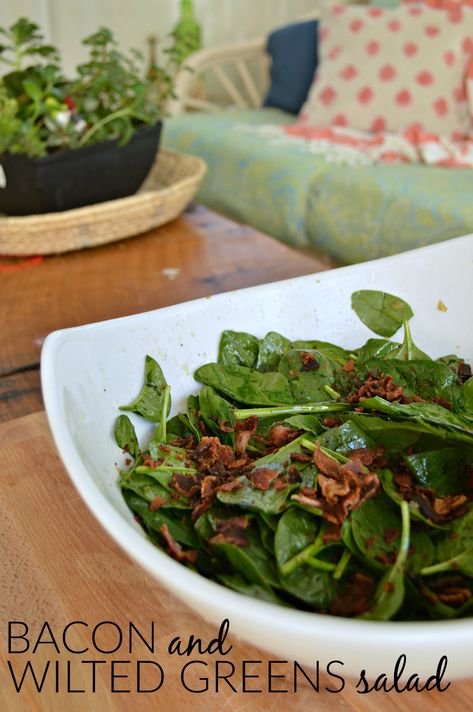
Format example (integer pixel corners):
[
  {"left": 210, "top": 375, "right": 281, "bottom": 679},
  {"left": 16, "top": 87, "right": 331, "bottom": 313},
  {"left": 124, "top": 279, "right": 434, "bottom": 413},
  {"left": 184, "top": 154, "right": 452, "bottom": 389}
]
[{"left": 114, "top": 290, "right": 473, "bottom": 621}]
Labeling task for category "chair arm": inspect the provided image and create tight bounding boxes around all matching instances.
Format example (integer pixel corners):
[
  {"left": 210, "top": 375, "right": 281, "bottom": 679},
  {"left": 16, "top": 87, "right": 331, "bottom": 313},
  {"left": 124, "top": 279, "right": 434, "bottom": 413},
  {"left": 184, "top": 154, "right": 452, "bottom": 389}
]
[{"left": 167, "top": 38, "right": 268, "bottom": 115}]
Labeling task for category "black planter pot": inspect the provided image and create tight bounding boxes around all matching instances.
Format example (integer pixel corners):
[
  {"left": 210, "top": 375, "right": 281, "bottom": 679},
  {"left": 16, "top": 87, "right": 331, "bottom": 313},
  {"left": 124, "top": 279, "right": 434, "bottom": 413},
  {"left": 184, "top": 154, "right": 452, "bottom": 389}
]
[{"left": 0, "top": 121, "right": 162, "bottom": 216}]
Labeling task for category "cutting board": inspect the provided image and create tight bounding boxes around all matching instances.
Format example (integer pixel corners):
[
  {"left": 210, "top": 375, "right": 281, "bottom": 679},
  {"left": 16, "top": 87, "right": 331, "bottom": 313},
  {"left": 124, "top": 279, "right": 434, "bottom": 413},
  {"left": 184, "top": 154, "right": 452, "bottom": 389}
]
[{"left": 0, "top": 412, "right": 471, "bottom": 711}]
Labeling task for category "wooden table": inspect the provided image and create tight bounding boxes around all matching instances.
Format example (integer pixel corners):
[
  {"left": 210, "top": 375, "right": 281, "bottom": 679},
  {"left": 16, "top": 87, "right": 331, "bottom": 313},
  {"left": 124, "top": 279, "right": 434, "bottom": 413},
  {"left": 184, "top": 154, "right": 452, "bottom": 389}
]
[{"left": 1, "top": 208, "right": 470, "bottom": 710}]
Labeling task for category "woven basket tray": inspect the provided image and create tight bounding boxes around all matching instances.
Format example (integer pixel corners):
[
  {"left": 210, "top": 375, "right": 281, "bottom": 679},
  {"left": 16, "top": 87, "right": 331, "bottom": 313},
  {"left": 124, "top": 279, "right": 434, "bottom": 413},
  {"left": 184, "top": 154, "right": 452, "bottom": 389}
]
[{"left": 0, "top": 149, "right": 206, "bottom": 256}]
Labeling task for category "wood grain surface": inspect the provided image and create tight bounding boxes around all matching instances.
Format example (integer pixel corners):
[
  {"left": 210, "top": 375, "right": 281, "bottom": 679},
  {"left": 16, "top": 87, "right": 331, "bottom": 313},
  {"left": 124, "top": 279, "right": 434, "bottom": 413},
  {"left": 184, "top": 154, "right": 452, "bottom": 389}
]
[
  {"left": 1, "top": 411, "right": 472, "bottom": 712},
  {"left": 0, "top": 206, "right": 333, "bottom": 423}
]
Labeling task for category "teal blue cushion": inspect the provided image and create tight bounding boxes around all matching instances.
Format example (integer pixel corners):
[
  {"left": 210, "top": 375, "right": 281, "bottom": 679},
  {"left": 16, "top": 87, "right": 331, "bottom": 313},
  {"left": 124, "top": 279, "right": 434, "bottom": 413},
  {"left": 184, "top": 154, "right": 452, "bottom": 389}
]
[{"left": 163, "top": 109, "right": 473, "bottom": 263}]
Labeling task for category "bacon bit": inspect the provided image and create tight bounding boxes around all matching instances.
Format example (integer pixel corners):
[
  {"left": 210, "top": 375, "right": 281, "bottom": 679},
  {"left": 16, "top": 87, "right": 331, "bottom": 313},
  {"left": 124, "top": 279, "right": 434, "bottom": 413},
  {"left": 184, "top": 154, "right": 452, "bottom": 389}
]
[
  {"left": 124, "top": 457, "right": 132, "bottom": 466},
  {"left": 323, "top": 417, "right": 341, "bottom": 428},
  {"left": 365, "top": 535, "right": 377, "bottom": 550},
  {"left": 290, "top": 451, "right": 312, "bottom": 463},
  {"left": 330, "top": 573, "right": 376, "bottom": 617},
  {"left": 209, "top": 516, "right": 250, "bottom": 547},
  {"left": 322, "top": 524, "right": 341, "bottom": 544},
  {"left": 348, "top": 447, "right": 385, "bottom": 467},
  {"left": 249, "top": 467, "right": 279, "bottom": 491},
  {"left": 432, "top": 397, "right": 452, "bottom": 410},
  {"left": 300, "top": 486, "right": 317, "bottom": 497},
  {"left": 142, "top": 454, "right": 163, "bottom": 469},
  {"left": 394, "top": 470, "right": 468, "bottom": 524},
  {"left": 273, "top": 477, "right": 289, "bottom": 491},
  {"left": 289, "top": 370, "right": 298, "bottom": 377},
  {"left": 299, "top": 351, "right": 320, "bottom": 372},
  {"left": 287, "top": 466, "right": 301, "bottom": 483},
  {"left": 343, "top": 359, "right": 355, "bottom": 373},
  {"left": 218, "top": 419, "right": 235, "bottom": 433},
  {"left": 149, "top": 495, "right": 166, "bottom": 511},
  {"left": 235, "top": 416, "right": 259, "bottom": 456},
  {"left": 216, "top": 478, "right": 243, "bottom": 493},
  {"left": 171, "top": 473, "right": 200, "bottom": 498},
  {"left": 201, "top": 475, "right": 218, "bottom": 499},
  {"left": 134, "top": 514, "right": 143, "bottom": 525},
  {"left": 309, "top": 444, "right": 380, "bottom": 525},
  {"left": 191, "top": 436, "right": 240, "bottom": 471},
  {"left": 169, "top": 435, "right": 195, "bottom": 449},
  {"left": 267, "top": 424, "right": 302, "bottom": 449},
  {"left": 159, "top": 524, "right": 198, "bottom": 565},
  {"left": 458, "top": 361, "right": 472, "bottom": 382},
  {"left": 384, "top": 528, "right": 399, "bottom": 546},
  {"left": 348, "top": 374, "right": 408, "bottom": 404},
  {"left": 436, "top": 587, "right": 471, "bottom": 608},
  {"left": 384, "top": 581, "right": 395, "bottom": 593}
]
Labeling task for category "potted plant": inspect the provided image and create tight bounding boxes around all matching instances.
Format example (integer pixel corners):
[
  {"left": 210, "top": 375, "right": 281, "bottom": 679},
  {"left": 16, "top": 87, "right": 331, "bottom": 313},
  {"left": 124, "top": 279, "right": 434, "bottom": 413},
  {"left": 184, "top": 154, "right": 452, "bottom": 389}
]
[{"left": 0, "top": 18, "right": 177, "bottom": 215}]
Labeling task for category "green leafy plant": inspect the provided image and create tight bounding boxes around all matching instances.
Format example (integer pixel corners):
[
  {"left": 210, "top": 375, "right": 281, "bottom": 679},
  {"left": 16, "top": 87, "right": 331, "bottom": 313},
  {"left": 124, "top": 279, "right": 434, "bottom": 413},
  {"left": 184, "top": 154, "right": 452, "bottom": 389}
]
[{"left": 0, "top": 17, "right": 178, "bottom": 157}]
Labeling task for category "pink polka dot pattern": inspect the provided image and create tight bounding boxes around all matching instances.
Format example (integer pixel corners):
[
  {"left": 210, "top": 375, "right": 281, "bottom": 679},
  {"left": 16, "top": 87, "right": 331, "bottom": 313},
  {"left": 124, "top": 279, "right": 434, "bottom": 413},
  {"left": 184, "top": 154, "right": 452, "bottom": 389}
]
[
  {"left": 379, "top": 65, "right": 396, "bottom": 81},
  {"left": 366, "top": 40, "right": 380, "bottom": 55},
  {"left": 404, "top": 42, "right": 418, "bottom": 57},
  {"left": 300, "top": 4, "right": 473, "bottom": 138},
  {"left": 416, "top": 71, "right": 434, "bottom": 85}
]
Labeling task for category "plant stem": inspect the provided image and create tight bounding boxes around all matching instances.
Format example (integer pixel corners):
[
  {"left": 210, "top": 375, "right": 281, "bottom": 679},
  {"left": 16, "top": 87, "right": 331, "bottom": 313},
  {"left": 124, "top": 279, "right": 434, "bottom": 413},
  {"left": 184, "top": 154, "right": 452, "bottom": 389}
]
[
  {"left": 324, "top": 385, "right": 341, "bottom": 400},
  {"left": 77, "top": 107, "right": 131, "bottom": 147},
  {"left": 300, "top": 439, "right": 350, "bottom": 463},
  {"left": 135, "top": 465, "right": 197, "bottom": 475},
  {"left": 280, "top": 537, "right": 324, "bottom": 576},
  {"left": 234, "top": 402, "right": 352, "bottom": 421},
  {"left": 333, "top": 549, "right": 351, "bottom": 580},
  {"left": 305, "top": 557, "right": 337, "bottom": 572}
]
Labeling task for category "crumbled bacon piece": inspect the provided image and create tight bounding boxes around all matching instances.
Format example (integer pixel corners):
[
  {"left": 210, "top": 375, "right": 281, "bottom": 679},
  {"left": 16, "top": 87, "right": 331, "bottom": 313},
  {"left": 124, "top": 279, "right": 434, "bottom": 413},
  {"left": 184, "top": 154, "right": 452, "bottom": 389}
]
[
  {"left": 169, "top": 435, "right": 195, "bottom": 449},
  {"left": 290, "top": 451, "right": 312, "bottom": 463},
  {"left": 209, "top": 516, "right": 250, "bottom": 547},
  {"left": 348, "top": 447, "right": 385, "bottom": 467},
  {"left": 343, "top": 359, "right": 355, "bottom": 373},
  {"left": 295, "top": 444, "right": 380, "bottom": 525},
  {"left": 394, "top": 470, "right": 468, "bottom": 524},
  {"left": 383, "top": 527, "right": 398, "bottom": 545},
  {"left": 249, "top": 467, "right": 279, "bottom": 491},
  {"left": 322, "top": 523, "right": 341, "bottom": 544},
  {"left": 142, "top": 454, "right": 163, "bottom": 469},
  {"left": 149, "top": 496, "right": 166, "bottom": 511},
  {"left": 171, "top": 473, "right": 200, "bottom": 498},
  {"left": 216, "top": 478, "right": 243, "bottom": 493},
  {"left": 348, "top": 374, "right": 408, "bottom": 404},
  {"left": 159, "top": 524, "right": 198, "bottom": 565},
  {"left": 267, "top": 424, "right": 302, "bottom": 449},
  {"left": 234, "top": 416, "right": 259, "bottom": 456},
  {"left": 323, "top": 418, "right": 341, "bottom": 428},
  {"left": 299, "top": 351, "right": 320, "bottom": 372}
]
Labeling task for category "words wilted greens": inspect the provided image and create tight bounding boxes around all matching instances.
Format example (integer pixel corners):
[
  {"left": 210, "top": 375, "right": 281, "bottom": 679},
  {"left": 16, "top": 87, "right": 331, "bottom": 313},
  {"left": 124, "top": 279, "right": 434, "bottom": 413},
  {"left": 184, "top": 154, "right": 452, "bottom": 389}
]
[{"left": 114, "top": 290, "right": 473, "bottom": 621}]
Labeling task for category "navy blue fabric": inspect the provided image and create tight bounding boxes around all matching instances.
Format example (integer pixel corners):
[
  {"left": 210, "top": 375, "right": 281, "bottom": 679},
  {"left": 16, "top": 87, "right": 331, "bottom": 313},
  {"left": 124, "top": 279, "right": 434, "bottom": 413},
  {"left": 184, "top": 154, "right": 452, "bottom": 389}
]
[{"left": 263, "top": 19, "right": 318, "bottom": 116}]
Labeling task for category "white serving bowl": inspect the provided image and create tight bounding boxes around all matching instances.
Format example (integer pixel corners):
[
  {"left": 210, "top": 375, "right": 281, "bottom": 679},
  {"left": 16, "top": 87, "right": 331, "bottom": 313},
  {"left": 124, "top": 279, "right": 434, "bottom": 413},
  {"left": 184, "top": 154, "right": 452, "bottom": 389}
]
[{"left": 42, "top": 234, "right": 473, "bottom": 680}]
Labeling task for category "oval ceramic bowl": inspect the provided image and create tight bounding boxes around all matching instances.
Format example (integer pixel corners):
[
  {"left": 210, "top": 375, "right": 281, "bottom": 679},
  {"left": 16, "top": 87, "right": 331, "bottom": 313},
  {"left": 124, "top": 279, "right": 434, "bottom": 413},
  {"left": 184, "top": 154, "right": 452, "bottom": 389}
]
[{"left": 42, "top": 234, "right": 473, "bottom": 680}]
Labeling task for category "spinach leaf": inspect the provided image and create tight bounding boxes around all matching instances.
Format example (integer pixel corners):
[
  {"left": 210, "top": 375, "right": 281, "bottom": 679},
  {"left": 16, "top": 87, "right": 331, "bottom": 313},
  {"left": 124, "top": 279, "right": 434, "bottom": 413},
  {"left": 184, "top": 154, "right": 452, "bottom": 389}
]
[
  {"left": 351, "top": 491, "right": 402, "bottom": 570},
  {"left": 356, "top": 338, "right": 400, "bottom": 364},
  {"left": 212, "top": 530, "right": 279, "bottom": 588},
  {"left": 217, "top": 470, "right": 292, "bottom": 515},
  {"left": 351, "top": 290, "right": 413, "bottom": 337},
  {"left": 124, "top": 490, "right": 199, "bottom": 548},
  {"left": 218, "top": 573, "right": 286, "bottom": 605},
  {"left": 274, "top": 507, "right": 320, "bottom": 568},
  {"left": 361, "top": 358, "right": 459, "bottom": 404},
  {"left": 120, "top": 471, "right": 188, "bottom": 509},
  {"left": 361, "top": 501, "right": 410, "bottom": 620},
  {"left": 186, "top": 394, "right": 202, "bottom": 441},
  {"left": 421, "top": 546, "right": 473, "bottom": 578},
  {"left": 318, "top": 420, "right": 375, "bottom": 453},
  {"left": 194, "top": 362, "right": 295, "bottom": 406},
  {"left": 405, "top": 447, "right": 471, "bottom": 496},
  {"left": 120, "top": 355, "right": 171, "bottom": 422},
  {"left": 256, "top": 331, "right": 292, "bottom": 372},
  {"left": 437, "top": 505, "right": 473, "bottom": 561},
  {"left": 292, "top": 339, "right": 351, "bottom": 366},
  {"left": 278, "top": 349, "right": 339, "bottom": 403},
  {"left": 198, "top": 385, "right": 235, "bottom": 446},
  {"left": 218, "top": 330, "right": 259, "bottom": 368},
  {"left": 114, "top": 414, "right": 140, "bottom": 460},
  {"left": 279, "top": 566, "right": 337, "bottom": 608}
]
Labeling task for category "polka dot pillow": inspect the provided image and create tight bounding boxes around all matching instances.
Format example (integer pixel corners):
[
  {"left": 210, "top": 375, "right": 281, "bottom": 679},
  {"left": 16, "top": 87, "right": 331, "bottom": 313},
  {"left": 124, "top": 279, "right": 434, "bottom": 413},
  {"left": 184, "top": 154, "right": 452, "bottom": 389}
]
[{"left": 299, "top": 4, "right": 473, "bottom": 138}]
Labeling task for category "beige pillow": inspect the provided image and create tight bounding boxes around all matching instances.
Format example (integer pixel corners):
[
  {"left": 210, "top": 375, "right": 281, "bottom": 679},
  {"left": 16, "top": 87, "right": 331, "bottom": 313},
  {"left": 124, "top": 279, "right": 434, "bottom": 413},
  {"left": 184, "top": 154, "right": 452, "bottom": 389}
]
[{"left": 299, "top": 4, "right": 473, "bottom": 138}]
